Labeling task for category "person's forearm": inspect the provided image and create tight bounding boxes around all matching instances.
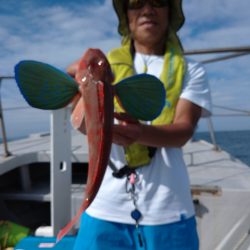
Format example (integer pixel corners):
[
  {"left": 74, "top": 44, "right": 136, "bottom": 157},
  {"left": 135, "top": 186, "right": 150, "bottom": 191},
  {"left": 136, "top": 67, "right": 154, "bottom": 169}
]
[
  {"left": 112, "top": 121, "right": 196, "bottom": 148},
  {"left": 135, "top": 99, "right": 201, "bottom": 148},
  {"left": 136, "top": 123, "right": 195, "bottom": 148}
]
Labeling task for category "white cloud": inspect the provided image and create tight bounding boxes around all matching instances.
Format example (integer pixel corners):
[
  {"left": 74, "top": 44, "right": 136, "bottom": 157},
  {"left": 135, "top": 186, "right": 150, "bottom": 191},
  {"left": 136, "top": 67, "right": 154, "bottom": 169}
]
[
  {"left": 181, "top": 0, "right": 250, "bottom": 49},
  {"left": 180, "top": 0, "right": 250, "bottom": 130},
  {"left": 0, "top": 0, "right": 249, "bottom": 138},
  {"left": 0, "top": 0, "right": 119, "bottom": 74}
]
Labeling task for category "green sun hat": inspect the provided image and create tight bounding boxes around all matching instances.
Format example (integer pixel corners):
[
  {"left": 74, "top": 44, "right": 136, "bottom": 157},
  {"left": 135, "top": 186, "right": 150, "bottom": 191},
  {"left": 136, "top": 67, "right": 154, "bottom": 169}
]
[{"left": 112, "top": 0, "right": 185, "bottom": 36}]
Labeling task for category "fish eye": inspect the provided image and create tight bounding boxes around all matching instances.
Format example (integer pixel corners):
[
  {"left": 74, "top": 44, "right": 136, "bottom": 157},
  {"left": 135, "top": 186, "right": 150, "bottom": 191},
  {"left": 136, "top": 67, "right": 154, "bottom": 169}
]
[{"left": 97, "top": 60, "right": 104, "bottom": 66}]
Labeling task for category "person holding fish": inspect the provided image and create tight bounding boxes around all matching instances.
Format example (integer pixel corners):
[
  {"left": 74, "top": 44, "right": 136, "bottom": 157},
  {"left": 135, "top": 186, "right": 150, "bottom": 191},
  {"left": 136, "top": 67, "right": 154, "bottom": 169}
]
[{"left": 70, "top": 0, "right": 211, "bottom": 249}]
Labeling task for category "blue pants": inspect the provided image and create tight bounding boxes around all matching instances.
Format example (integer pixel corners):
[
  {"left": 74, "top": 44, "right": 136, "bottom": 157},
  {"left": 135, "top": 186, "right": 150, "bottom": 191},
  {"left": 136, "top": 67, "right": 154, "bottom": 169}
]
[{"left": 73, "top": 213, "right": 199, "bottom": 250}]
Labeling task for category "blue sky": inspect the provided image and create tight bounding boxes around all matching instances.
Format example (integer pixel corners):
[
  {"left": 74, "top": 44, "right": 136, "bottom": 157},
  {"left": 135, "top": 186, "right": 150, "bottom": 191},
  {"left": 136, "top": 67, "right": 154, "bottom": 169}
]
[{"left": 0, "top": 0, "right": 250, "bottom": 140}]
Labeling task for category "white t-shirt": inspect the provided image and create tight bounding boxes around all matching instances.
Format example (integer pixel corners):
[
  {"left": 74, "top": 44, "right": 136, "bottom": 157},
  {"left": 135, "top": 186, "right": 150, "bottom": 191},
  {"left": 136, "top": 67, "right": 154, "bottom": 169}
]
[{"left": 86, "top": 52, "right": 212, "bottom": 225}]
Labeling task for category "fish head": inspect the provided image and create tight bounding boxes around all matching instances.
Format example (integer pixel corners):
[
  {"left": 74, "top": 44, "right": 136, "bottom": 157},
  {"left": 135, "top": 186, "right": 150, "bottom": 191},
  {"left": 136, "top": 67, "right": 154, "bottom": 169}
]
[{"left": 76, "top": 48, "right": 114, "bottom": 87}]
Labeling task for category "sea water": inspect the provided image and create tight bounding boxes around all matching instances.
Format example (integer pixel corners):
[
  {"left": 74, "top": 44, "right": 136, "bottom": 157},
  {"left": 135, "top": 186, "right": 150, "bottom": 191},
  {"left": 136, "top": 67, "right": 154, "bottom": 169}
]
[{"left": 195, "top": 130, "right": 250, "bottom": 166}]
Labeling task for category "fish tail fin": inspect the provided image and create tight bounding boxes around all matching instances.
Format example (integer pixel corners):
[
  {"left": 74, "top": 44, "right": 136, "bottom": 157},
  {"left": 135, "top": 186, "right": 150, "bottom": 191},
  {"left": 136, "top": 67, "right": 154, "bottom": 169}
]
[{"left": 56, "top": 201, "right": 88, "bottom": 243}]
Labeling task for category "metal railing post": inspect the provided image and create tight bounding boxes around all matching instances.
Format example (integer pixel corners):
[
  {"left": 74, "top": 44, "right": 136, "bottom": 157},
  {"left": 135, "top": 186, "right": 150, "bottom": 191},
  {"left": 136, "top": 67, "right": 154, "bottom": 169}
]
[
  {"left": 50, "top": 107, "right": 72, "bottom": 236},
  {"left": 0, "top": 79, "right": 11, "bottom": 157},
  {"left": 207, "top": 117, "right": 219, "bottom": 151}
]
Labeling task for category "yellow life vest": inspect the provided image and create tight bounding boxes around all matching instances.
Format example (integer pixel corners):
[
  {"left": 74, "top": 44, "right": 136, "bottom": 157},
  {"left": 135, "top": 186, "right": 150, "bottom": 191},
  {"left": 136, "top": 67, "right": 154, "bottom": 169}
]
[{"left": 107, "top": 40, "right": 186, "bottom": 168}]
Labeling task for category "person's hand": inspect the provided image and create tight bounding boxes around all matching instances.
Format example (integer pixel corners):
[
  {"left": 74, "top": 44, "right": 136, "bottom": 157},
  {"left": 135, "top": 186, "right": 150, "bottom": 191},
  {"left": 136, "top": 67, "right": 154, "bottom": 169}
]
[
  {"left": 67, "top": 60, "right": 87, "bottom": 133},
  {"left": 67, "top": 60, "right": 80, "bottom": 79},
  {"left": 112, "top": 113, "right": 142, "bottom": 146}
]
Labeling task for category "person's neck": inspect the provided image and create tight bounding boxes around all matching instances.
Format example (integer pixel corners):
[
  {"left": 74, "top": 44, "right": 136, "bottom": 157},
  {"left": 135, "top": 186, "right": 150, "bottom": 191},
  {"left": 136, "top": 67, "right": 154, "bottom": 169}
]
[{"left": 134, "top": 40, "right": 165, "bottom": 55}]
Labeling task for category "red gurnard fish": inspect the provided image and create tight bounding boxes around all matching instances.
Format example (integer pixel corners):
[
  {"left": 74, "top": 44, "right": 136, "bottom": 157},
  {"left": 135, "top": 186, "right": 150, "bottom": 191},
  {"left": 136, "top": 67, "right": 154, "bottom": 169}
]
[
  {"left": 14, "top": 49, "right": 166, "bottom": 242},
  {"left": 57, "top": 48, "right": 114, "bottom": 241}
]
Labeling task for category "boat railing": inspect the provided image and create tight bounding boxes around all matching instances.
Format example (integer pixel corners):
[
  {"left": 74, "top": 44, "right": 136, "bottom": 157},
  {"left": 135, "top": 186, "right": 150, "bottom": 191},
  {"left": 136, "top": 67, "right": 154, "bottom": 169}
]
[
  {"left": 0, "top": 76, "right": 14, "bottom": 157},
  {"left": 184, "top": 46, "right": 250, "bottom": 150},
  {"left": 1, "top": 45, "right": 250, "bottom": 157}
]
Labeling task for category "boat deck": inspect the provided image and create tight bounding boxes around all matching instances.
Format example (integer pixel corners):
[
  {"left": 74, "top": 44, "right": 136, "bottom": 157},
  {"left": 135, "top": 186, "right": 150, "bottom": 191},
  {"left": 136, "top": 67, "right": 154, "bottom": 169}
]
[
  {"left": 0, "top": 130, "right": 88, "bottom": 175},
  {"left": 185, "top": 139, "right": 250, "bottom": 190},
  {"left": 1, "top": 131, "right": 250, "bottom": 250},
  {"left": 1, "top": 131, "right": 250, "bottom": 190}
]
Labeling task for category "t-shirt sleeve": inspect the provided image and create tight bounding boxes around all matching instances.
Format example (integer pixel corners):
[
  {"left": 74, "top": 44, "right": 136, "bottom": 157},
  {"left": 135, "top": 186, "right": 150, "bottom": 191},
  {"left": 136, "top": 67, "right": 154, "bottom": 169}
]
[{"left": 180, "top": 58, "right": 212, "bottom": 117}]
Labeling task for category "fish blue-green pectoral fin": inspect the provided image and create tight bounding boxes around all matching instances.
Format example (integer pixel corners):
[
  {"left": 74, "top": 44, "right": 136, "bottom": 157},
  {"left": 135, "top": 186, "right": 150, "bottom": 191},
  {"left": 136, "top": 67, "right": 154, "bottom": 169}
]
[
  {"left": 14, "top": 60, "right": 79, "bottom": 110},
  {"left": 114, "top": 74, "right": 166, "bottom": 121}
]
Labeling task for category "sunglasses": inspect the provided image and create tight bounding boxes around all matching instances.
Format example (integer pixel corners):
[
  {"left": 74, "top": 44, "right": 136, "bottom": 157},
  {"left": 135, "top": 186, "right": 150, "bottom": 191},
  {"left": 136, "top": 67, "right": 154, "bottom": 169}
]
[{"left": 127, "top": 0, "right": 169, "bottom": 9}]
